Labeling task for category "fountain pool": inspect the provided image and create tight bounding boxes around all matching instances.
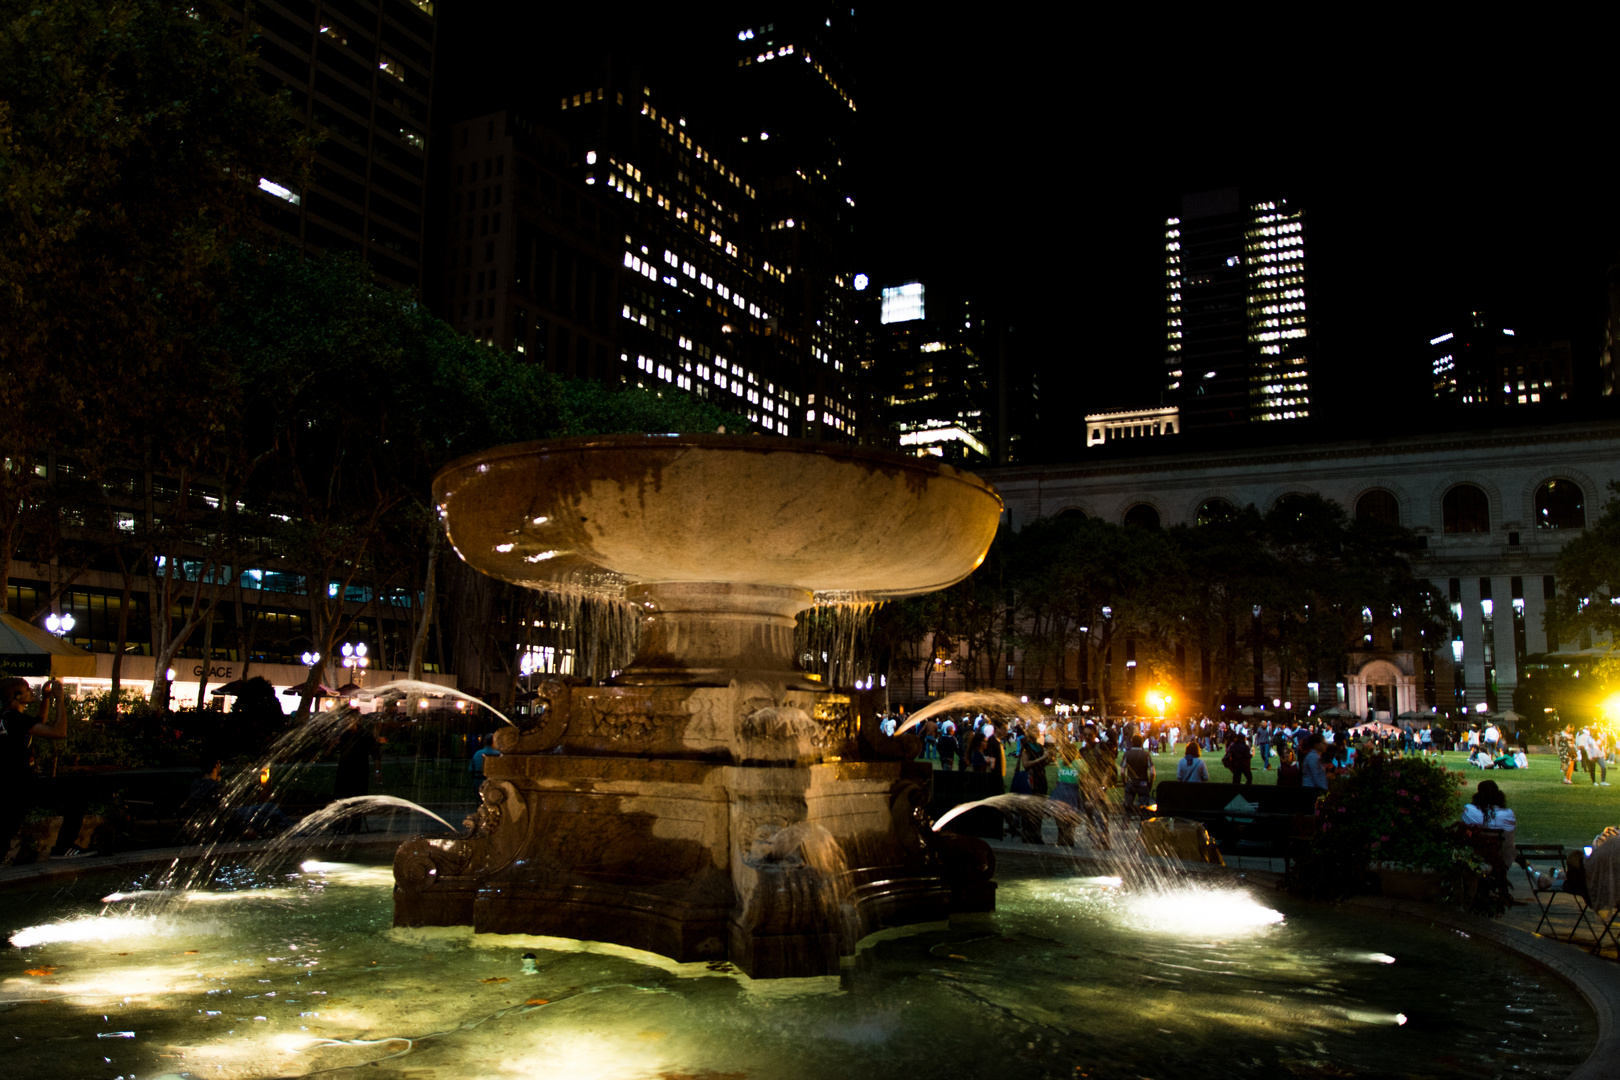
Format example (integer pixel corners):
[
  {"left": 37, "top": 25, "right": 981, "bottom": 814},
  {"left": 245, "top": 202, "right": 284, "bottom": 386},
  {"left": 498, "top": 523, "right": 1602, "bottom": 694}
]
[{"left": 0, "top": 853, "right": 1593, "bottom": 1080}]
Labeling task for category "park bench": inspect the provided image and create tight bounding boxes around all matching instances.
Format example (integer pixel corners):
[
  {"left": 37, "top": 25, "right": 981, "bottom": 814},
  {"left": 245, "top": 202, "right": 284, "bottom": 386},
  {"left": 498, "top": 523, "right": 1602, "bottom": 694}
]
[{"left": 1152, "top": 781, "right": 1324, "bottom": 863}]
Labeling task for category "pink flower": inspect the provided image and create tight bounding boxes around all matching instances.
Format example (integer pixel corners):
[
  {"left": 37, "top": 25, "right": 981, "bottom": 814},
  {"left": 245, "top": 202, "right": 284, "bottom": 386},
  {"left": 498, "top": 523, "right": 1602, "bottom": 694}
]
[{"left": 1380, "top": 835, "right": 1390, "bottom": 841}]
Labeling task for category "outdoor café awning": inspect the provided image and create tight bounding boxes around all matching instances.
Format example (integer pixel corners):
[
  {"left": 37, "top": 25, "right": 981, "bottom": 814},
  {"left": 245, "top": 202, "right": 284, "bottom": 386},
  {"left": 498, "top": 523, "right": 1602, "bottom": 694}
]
[
  {"left": 0, "top": 612, "right": 96, "bottom": 679},
  {"left": 282, "top": 683, "right": 338, "bottom": 697}
]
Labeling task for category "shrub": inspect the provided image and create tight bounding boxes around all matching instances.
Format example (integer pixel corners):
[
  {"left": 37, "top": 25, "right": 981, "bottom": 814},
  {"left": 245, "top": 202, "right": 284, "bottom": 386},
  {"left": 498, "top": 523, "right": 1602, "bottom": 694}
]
[{"left": 1289, "top": 751, "right": 1502, "bottom": 913}]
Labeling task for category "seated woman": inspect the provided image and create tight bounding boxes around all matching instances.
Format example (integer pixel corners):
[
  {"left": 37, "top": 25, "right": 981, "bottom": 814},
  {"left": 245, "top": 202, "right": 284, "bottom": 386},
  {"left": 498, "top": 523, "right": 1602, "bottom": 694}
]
[
  {"left": 1471, "top": 747, "right": 1494, "bottom": 769},
  {"left": 1513, "top": 749, "right": 1530, "bottom": 770},
  {"left": 1176, "top": 741, "right": 1210, "bottom": 783},
  {"left": 1460, "top": 778, "right": 1517, "bottom": 870}
]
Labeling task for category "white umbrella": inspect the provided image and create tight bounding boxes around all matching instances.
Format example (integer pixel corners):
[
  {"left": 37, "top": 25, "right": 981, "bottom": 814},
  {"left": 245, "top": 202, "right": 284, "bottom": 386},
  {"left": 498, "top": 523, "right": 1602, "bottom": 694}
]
[{"left": 0, "top": 612, "right": 95, "bottom": 679}]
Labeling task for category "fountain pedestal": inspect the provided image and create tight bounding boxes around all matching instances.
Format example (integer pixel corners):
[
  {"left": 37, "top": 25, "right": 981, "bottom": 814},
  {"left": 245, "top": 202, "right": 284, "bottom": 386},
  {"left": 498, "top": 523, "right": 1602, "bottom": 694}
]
[
  {"left": 394, "top": 437, "right": 1002, "bottom": 978},
  {"left": 393, "top": 680, "right": 994, "bottom": 977}
]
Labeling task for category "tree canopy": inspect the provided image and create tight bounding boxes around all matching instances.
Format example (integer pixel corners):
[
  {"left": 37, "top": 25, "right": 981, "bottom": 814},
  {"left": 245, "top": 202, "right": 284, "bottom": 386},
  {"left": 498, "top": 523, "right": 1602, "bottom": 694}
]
[
  {"left": 0, "top": 0, "right": 308, "bottom": 609},
  {"left": 892, "top": 499, "right": 1442, "bottom": 712}
]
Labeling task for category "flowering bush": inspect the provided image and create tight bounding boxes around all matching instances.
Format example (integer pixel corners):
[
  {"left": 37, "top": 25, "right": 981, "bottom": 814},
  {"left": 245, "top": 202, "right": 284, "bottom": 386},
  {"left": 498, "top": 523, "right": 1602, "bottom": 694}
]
[{"left": 1289, "top": 751, "right": 1498, "bottom": 911}]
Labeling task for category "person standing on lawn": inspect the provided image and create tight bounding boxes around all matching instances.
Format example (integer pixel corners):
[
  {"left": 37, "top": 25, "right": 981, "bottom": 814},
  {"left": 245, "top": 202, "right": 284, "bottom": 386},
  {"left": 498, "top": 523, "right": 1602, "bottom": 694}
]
[
  {"left": 1223, "top": 730, "right": 1254, "bottom": 785},
  {"left": 1301, "top": 733, "right": 1330, "bottom": 792},
  {"left": 1579, "top": 727, "right": 1609, "bottom": 786},
  {"left": 1556, "top": 726, "right": 1577, "bottom": 785}
]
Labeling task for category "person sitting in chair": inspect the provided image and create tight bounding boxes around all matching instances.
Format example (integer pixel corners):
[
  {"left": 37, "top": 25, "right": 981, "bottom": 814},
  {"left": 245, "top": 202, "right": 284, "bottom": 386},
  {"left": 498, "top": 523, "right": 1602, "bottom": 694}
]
[{"left": 1461, "top": 778, "right": 1517, "bottom": 870}]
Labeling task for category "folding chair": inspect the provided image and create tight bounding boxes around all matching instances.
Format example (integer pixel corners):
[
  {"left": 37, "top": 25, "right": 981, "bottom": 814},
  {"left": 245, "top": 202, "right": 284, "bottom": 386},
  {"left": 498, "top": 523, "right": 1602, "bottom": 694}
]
[
  {"left": 1519, "top": 845, "right": 1572, "bottom": 935},
  {"left": 1520, "top": 847, "right": 1620, "bottom": 955}
]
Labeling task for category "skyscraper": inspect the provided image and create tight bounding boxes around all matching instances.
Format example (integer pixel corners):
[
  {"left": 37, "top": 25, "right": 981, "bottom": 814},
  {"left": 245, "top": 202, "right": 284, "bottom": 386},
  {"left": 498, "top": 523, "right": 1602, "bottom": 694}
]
[
  {"left": 859, "top": 276, "right": 1033, "bottom": 465},
  {"left": 234, "top": 0, "right": 438, "bottom": 294},
  {"left": 1429, "top": 312, "right": 1573, "bottom": 406},
  {"left": 718, "top": 13, "right": 862, "bottom": 441},
  {"left": 1163, "top": 189, "right": 1310, "bottom": 429}
]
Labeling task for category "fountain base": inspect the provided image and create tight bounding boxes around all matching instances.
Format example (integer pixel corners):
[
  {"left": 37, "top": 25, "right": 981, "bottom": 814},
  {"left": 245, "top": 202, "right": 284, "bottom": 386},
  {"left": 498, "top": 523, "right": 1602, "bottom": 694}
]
[{"left": 392, "top": 681, "right": 996, "bottom": 978}]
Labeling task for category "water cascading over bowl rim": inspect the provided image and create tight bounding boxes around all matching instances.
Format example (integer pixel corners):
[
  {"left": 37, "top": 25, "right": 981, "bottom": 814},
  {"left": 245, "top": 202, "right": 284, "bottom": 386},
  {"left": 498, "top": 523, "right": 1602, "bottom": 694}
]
[
  {"left": 432, "top": 434, "right": 1005, "bottom": 686},
  {"left": 406, "top": 435, "right": 1006, "bottom": 977}
]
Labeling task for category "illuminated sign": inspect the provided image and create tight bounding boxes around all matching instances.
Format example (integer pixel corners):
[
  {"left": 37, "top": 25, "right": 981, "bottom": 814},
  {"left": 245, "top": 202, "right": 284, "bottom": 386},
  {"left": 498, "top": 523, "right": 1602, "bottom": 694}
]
[{"left": 881, "top": 281, "right": 924, "bottom": 324}]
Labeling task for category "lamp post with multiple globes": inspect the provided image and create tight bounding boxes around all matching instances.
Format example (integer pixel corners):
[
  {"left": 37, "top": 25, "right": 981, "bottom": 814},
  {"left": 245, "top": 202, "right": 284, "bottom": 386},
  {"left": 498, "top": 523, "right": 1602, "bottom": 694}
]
[{"left": 341, "top": 642, "right": 369, "bottom": 686}]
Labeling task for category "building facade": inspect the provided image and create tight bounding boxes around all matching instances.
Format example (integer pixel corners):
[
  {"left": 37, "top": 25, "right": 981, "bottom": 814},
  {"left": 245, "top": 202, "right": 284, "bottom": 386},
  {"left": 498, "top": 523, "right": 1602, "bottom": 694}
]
[
  {"left": 1430, "top": 311, "right": 1573, "bottom": 406},
  {"left": 236, "top": 0, "right": 438, "bottom": 294},
  {"left": 1084, "top": 406, "right": 1180, "bottom": 448},
  {"left": 862, "top": 279, "right": 1005, "bottom": 464},
  {"left": 442, "top": 87, "right": 862, "bottom": 439},
  {"left": 720, "top": 14, "right": 863, "bottom": 436},
  {"left": 984, "top": 420, "right": 1620, "bottom": 715},
  {"left": 1164, "top": 188, "right": 1311, "bottom": 429}
]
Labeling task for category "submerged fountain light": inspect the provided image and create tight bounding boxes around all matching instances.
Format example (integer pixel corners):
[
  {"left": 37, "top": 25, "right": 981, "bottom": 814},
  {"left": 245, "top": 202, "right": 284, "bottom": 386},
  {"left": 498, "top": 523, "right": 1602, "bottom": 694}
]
[{"left": 1119, "top": 886, "right": 1284, "bottom": 936}]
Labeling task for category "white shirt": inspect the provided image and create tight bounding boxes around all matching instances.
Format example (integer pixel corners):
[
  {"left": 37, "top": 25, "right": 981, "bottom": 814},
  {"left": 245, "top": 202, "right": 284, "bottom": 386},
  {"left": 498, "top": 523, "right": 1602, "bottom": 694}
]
[
  {"left": 1484, "top": 725, "right": 1501, "bottom": 744},
  {"left": 1460, "top": 804, "right": 1517, "bottom": 830}
]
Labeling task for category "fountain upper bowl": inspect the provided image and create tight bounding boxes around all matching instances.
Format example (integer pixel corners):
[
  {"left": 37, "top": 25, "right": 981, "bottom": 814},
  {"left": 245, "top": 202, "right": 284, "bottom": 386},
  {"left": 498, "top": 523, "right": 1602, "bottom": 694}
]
[{"left": 433, "top": 435, "right": 1004, "bottom": 597}]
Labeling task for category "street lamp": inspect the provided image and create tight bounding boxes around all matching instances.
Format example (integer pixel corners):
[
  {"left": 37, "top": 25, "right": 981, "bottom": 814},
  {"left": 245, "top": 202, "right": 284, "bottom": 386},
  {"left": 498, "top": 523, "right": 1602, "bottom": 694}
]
[
  {"left": 340, "top": 642, "right": 370, "bottom": 685},
  {"left": 300, "top": 650, "right": 321, "bottom": 667},
  {"left": 45, "top": 612, "right": 75, "bottom": 636}
]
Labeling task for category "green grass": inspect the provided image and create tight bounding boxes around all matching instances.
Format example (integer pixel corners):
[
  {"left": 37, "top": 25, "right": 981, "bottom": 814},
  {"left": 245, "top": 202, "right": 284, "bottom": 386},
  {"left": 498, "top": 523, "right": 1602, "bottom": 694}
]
[{"left": 1137, "top": 748, "right": 1620, "bottom": 848}]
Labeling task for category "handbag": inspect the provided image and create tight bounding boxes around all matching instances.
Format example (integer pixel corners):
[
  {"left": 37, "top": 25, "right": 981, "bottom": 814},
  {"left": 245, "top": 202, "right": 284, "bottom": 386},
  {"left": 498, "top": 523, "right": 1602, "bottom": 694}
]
[{"left": 1011, "top": 769, "right": 1033, "bottom": 794}]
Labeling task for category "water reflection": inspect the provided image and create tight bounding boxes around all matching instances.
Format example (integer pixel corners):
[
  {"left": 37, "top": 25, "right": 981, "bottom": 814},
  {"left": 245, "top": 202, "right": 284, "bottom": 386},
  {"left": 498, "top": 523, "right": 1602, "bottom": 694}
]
[{"left": 0, "top": 857, "right": 1596, "bottom": 1080}]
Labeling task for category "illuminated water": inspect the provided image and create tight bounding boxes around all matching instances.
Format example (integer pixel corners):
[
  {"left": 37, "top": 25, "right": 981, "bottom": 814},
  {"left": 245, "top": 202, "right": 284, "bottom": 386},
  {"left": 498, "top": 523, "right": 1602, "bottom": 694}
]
[{"left": 0, "top": 856, "right": 1593, "bottom": 1079}]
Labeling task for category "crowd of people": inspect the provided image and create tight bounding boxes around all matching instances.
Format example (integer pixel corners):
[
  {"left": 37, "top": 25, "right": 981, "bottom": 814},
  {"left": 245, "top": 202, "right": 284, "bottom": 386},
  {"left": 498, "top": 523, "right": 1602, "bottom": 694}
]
[{"left": 886, "top": 707, "right": 1602, "bottom": 858}]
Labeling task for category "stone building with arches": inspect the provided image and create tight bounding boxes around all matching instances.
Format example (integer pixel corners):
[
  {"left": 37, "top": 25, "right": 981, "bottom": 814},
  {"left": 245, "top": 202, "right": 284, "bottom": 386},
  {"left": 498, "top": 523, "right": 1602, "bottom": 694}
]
[{"left": 983, "top": 418, "right": 1620, "bottom": 716}]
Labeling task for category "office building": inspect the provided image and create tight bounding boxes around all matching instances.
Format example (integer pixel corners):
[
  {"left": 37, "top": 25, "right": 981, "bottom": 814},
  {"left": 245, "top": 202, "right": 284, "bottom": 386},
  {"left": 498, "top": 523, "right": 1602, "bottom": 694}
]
[
  {"left": 446, "top": 88, "right": 825, "bottom": 438},
  {"left": 1599, "top": 254, "right": 1620, "bottom": 398},
  {"left": 1429, "top": 311, "right": 1573, "bottom": 406},
  {"left": 1164, "top": 188, "right": 1311, "bottom": 429},
  {"left": 860, "top": 277, "right": 1032, "bottom": 465},
  {"left": 718, "top": 13, "right": 863, "bottom": 440},
  {"left": 234, "top": 0, "right": 438, "bottom": 294},
  {"left": 443, "top": 110, "right": 623, "bottom": 381}
]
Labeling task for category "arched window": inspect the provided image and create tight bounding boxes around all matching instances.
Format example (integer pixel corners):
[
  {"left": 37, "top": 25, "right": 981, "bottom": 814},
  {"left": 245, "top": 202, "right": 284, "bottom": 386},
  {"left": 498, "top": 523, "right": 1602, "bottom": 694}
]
[
  {"left": 1271, "top": 493, "right": 1313, "bottom": 524},
  {"left": 1356, "top": 489, "right": 1401, "bottom": 527},
  {"left": 1443, "top": 484, "right": 1490, "bottom": 533},
  {"left": 1123, "top": 504, "right": 1160, "bottom": 529},
  {"left": 1196, "top": 498, "right": 1237, "bottom": 526},
  {"left": 1056, "top": 507, "right": 1087, "bottom": 522},
  {"left": 1536, "top": 480, "right": 1585, "bottom": 529}
]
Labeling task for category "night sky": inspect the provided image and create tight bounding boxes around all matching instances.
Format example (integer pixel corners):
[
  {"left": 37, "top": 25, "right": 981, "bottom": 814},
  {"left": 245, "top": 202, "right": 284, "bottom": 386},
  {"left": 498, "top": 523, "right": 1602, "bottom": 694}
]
[{"left": 439, "top": 9, "right": 1620, "bottom": 435}]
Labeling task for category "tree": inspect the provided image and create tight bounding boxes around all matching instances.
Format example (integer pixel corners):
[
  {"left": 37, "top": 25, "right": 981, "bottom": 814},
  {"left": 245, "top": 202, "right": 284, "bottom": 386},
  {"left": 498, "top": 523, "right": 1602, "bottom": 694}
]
[
  {"left": 217, "top": 249, "right": 553, "bottom": 716},
  {"left": 217, "top": 247, "right": 748, "bottom": 714},
  {"left": 1552, "top": 481, "right": 1620, "bottom": 646},
  {"left": 0, "top": 0, "right": 307, "bottom": 611}
]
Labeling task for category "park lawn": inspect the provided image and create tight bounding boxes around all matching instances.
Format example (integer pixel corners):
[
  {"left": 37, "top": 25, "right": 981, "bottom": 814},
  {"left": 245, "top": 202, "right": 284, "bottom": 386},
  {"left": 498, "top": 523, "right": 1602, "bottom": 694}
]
[{"left": 1142, "top": 748, "right": 1620, "bottom": 848}]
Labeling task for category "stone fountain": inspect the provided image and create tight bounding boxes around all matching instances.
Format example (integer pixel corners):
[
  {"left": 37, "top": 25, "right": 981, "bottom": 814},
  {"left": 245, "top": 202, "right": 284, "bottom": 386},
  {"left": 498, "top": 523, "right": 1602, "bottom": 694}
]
[{"left": 393, "top": 435, "right": 1004, "bottom": 977}]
